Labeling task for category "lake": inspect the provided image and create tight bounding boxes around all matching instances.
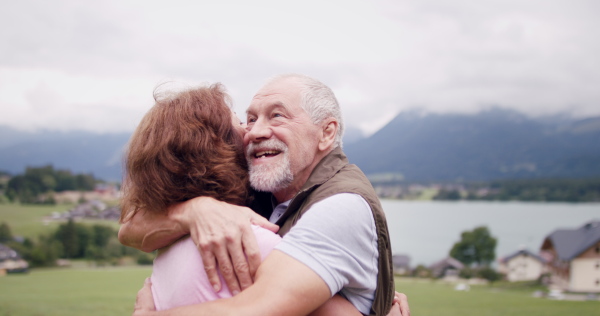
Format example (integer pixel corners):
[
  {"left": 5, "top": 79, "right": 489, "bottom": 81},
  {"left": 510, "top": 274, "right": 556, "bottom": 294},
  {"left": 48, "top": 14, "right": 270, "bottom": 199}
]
[{"left": 381, "top": 200, "right": 600, "bottom": 266}]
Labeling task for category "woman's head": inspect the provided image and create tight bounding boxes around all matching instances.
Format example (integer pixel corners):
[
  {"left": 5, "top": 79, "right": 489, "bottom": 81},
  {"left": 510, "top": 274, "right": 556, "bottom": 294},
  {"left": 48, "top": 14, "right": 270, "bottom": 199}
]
[{"left": 120, "top": 83, "right": 249, "bottom": 222}]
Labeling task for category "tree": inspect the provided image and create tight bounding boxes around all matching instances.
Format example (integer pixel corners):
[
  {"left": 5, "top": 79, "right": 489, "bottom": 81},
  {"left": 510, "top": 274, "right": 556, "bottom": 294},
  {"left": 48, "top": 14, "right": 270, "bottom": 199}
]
[
  {"left": 5, "top": 166, "right": 102, "bottom": 204},
  {"left": 0, "top": 221, "right": 13, "bottom": 243},
  {"left": 459, "top": 267, "right": 475, "bottom": 279},
  {"left": 55, "top": 170, "right": 76, "bottom": 191},
  {"left": 450, "top": 226, "right": 497, "bottom": 267},
  {"left": 75, "top": 174, "right": 96, "bottom": 191},
  {"left": 91, "top": 225, "right": 115, "bottom": 248},
  {"left": 55, "top": 219, "right": 80, "bottom": 258},
  {"left": 411, "top": 264, "right": 432, "bottom": 278},
  {"left": 136, "top": 253, "right": 155, "bottom": 265},
  {"left": 28, "top": 235, "right": 63, "bottom": 267},
  {"left": 477, "top": 266, "right": 503, "bottom": 284},
  {"left": 433, "top": 189, "right": 461, "bottom": 200}
]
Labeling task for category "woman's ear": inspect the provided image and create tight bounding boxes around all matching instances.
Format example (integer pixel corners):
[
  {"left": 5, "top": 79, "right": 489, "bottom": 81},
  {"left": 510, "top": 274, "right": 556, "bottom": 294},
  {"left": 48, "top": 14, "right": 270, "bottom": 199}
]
[{"left": 318, "top": 119, "right": 338, "bottom": 151}]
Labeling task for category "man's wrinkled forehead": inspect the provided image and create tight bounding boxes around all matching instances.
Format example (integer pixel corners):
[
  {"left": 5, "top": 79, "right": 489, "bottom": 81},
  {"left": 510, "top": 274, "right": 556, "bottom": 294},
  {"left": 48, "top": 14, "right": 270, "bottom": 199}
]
[
  {"left": 247, "top": 81, "right": 302, "bottom": 114},
  {"left": 246, "top": 100, "right": 286, "bottom": 117}
]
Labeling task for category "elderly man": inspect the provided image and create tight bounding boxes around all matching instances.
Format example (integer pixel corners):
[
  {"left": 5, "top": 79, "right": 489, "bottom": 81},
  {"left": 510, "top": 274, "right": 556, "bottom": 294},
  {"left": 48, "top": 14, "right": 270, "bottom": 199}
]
[{"left": 120, "top": 74, "right": 407, "bottom": 316}]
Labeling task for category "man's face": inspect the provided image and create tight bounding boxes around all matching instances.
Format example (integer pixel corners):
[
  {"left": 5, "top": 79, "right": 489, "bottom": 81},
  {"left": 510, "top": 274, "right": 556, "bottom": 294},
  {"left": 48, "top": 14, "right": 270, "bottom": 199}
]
[{"left": 244, "top": 78, "right": 322, "bottom": 201}]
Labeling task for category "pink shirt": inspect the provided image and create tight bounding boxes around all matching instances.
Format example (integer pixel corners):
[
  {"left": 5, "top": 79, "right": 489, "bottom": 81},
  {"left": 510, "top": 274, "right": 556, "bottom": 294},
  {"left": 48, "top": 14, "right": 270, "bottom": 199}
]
[{"left": 150, "top": 225, "right": 282, "bottom": 311}]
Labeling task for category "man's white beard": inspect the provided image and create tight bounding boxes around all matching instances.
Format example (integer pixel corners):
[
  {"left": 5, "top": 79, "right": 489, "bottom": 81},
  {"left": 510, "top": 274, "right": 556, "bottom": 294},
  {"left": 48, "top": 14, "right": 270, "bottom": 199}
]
[{"left": 246, "top": 139, "right": 293, "bottom": 193}]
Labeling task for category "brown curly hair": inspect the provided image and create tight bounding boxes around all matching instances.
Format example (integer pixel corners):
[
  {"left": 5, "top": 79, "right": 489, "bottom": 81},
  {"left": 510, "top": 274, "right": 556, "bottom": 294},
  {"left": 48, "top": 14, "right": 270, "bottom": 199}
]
[{"left": 120, "top": 83, "right": 250, "bottom": 223}]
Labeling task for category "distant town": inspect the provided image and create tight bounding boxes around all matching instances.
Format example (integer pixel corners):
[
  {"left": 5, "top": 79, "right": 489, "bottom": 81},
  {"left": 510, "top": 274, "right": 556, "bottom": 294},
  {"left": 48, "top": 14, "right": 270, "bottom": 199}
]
[{"left": 371, "top": 178, "right": 600, "bottom": 202}]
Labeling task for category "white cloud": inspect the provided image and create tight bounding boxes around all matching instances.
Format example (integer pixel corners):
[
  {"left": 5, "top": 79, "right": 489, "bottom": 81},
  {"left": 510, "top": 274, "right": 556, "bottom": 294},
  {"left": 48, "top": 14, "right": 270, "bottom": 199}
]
[{"left": 0, "top": 0, "right": 599, "bottom": 134}]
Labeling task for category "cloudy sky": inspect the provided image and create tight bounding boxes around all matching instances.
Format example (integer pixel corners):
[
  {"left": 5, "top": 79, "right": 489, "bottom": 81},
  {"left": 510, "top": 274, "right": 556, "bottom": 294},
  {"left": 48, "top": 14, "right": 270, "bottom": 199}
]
[{"left": 1, "top": 0, "right": 599, "bottom": 136}]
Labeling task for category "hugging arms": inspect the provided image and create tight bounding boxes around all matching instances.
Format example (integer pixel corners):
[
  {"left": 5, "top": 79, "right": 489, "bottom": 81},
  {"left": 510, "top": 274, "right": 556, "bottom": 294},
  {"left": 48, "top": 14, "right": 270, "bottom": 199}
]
[{"left": 119, "top": 75, "right": 410, "bottom": 315}]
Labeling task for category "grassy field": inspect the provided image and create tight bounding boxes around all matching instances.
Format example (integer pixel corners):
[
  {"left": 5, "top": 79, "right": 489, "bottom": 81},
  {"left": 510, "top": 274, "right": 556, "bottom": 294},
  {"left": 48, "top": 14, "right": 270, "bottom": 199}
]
[
  {"left": 0, "top": 267, "right": 151, "bottom": 316},
  {"left": 1, "top": 270, "right": 598, "bottom": 316},
  {"left": 1, "top": 204, "right": 598, "bottom": 315},
  {"left": 0, "top": 203, "right": 69, "bottom": 238},
  {"left": 0, "top": 203, "right": 120, "bottom": 239},
  {"left": 394, "top": 278, "right": 599, "bottom": 316}
]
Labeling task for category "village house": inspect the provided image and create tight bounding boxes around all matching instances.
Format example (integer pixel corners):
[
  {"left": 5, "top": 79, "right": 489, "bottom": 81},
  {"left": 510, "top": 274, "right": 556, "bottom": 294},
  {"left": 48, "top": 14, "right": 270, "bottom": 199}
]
[
  {"left": 498, "top": 248, "right": 547, "bottom": 282},
  {"left": 540, "top": 220, "right": 600, "bottom": 293},
  {"left": 49, "top": 200, "right": 121, "bottom": 221},
  {"left": 0, "top": 243, "right": 28, "bottom": 275},
  {"left": 52, "top": 183, "right": 121, "bottom": 204},
  {"left": 429, "top": 256, "right": 464, "bottom": 279},
  {"left": 392, "top": 254, "right": 411, "bottom": 275}
]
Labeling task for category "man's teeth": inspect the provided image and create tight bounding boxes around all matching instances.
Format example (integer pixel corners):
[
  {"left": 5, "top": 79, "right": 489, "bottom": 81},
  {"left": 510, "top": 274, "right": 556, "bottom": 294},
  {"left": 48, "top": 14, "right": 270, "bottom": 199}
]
[{"left": 255, "top": 150, "right": 279, "bottom": 158}]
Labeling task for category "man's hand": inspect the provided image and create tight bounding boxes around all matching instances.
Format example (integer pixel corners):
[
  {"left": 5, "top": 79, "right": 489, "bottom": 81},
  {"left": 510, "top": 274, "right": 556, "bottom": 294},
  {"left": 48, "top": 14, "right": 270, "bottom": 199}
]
[
  {"left": 388, "top": 292, "right": 410, "bottom": 316},
  {"left": 132, "top": 278, "right": 156, "bottom": 316},
  {"left": 170, "top": 196, "right": 279, "bottom": 294}
]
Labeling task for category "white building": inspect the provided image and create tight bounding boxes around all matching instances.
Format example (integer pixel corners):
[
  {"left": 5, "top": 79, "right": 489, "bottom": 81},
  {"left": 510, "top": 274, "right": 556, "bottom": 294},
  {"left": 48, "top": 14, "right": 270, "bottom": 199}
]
[
  {"left": 0, "top": 243, "right": 29, "bottom": 274},
  {"left": 498, "top": 249, "right": 546, "bottom": 282},
  {"left": 392, "top": 254, "right": 411, "bottom": 275},
  {"left": 540, "top": 220, "right": 600, "bottom": 293}
]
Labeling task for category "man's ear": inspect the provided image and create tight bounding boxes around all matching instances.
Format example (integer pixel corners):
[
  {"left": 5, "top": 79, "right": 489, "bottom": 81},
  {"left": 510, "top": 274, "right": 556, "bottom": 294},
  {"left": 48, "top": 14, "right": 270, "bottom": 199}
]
[{"left": 318, "top": 119, "right": 338, "bottom": 151}]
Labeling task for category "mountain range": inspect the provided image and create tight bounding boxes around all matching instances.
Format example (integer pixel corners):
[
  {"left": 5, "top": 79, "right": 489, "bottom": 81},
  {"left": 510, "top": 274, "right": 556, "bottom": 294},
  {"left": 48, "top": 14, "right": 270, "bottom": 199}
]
[
  {"left": 344, "top": 109, "right": 600, "bottom": 182},
  {"left": 0, "top": 126, "right": 130, "bottom": 181},
  {"left": 1, "top": 108, "right": 599, "bottom": 182}
]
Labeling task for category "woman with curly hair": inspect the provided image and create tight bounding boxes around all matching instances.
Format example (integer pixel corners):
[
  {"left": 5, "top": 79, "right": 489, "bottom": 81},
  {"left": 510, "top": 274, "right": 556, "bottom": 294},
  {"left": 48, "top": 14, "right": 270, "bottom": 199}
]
[{"left": 120, "top": 84, "right": 365, "bottom": 315}]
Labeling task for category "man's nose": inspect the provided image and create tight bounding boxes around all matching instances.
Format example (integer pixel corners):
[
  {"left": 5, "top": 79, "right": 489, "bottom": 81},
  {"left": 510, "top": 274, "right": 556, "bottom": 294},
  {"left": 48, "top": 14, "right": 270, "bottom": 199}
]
[{"left": 246, "top": 117, "right": 273, "bottom": 142}]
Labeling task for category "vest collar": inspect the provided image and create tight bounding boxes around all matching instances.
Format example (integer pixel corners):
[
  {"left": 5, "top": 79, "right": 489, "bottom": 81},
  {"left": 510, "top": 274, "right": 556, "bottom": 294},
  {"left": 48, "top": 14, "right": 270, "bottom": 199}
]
[
  {"left": 274, "top": 147, "right": 348, "bottom": 226},
  {"left": 299, "top": 146, "right": 348, "bottom": 192}
]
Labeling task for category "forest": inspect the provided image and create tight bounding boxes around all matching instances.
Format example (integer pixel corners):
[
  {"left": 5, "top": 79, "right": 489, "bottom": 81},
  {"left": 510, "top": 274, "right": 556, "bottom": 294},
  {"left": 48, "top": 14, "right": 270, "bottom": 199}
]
[
  {"left": 1, "top": 165, "right": 105, "bottom": 204},
  {"left": 0, "top": 219, "right": 150, "bottom": 268}
]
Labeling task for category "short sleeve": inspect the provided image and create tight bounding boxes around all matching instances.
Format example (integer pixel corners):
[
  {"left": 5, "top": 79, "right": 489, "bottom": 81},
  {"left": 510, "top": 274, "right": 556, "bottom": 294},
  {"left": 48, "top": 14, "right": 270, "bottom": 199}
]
[{"left": 274, "top": 193, "right": 378, "bottom": 314}]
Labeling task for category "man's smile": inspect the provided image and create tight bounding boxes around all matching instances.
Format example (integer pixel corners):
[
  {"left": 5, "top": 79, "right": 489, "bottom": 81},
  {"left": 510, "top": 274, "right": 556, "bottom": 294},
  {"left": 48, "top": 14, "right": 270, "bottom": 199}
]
[
  {"left": 246, "top": 139, "right": 287, "bottom": 163},
  {"left": 253, "top": 149, "right": 282, "bottom": 159}
]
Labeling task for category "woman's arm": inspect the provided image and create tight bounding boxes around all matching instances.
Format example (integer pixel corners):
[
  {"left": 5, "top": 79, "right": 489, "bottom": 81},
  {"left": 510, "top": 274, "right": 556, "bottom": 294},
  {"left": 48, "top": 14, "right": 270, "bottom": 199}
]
[
  {"left": 118, "top": 207, "right": 186, "bottom": 252},
  {"left": 134, "top": 251, "right": 410, "bottom": 316},
  {"left": 119, "top": 196, "right": 279, "bottom": 294}
]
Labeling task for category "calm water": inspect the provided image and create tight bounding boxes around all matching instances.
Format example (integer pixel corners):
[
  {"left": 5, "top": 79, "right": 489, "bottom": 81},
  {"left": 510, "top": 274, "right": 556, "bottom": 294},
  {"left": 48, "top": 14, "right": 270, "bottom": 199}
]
[{"left": 381, "top": 200, "right": 600, "bottom": 266}]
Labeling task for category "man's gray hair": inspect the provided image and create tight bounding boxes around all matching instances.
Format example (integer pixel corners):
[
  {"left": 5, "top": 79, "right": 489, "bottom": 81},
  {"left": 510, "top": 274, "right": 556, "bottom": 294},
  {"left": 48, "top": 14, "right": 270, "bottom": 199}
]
[{"left": 265, "top": 74, "right": 344, "bottom": 149}]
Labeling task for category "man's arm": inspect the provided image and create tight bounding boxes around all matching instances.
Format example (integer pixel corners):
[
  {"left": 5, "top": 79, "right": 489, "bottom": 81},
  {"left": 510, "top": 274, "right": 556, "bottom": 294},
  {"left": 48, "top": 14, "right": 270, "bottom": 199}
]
[
  {"left": 133, "top": 271, "right": 410, "bottom": 316},
  {"left": 308, "top": 295, "right": 362, "bottom": 316},
  {"left": 118, "top": 196, "right": 278, "bottom": 293}
]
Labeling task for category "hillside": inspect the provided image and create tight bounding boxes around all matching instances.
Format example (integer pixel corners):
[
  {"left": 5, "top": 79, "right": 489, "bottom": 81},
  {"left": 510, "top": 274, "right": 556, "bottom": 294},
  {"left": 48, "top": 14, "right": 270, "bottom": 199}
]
[
  {"left": 0, "top": 129, "right": 130, "bottom": 181},
  {"left": 1, "top": 109, "right": 599, "bottom": 182},
  {"left": 344, "top": 109, "right": 600, "bottom": 181}
]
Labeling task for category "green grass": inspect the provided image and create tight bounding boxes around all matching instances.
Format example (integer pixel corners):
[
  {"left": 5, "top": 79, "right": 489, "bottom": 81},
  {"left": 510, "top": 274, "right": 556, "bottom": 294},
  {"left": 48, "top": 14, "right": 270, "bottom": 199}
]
[
  {"left": 1, "top": 272, "right": 598, "bottom": 316},
  {"left": 0, "top": 267, "right": 152, "bottom": 316},
  {"left": 0, "top": 203, "right": 120, "bottom": 239},
  {"left": 1, "top": 204, "right": 598, "bottom": 315},
  {"left": 0, "top": 203, "right": 70, "bottom": 238},
  {"left": 394, "top": 278, "right": 599, "bottom": 316}
]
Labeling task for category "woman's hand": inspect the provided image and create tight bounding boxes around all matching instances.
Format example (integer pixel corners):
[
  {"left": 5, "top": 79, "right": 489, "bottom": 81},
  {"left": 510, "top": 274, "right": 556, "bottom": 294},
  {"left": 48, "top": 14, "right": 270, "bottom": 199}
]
[
  {"left": 132, "top": 278, "right": 156, "bottom": 316},
  {"left": 387, "top": 292, "right": 410, "bottom": 316}
]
